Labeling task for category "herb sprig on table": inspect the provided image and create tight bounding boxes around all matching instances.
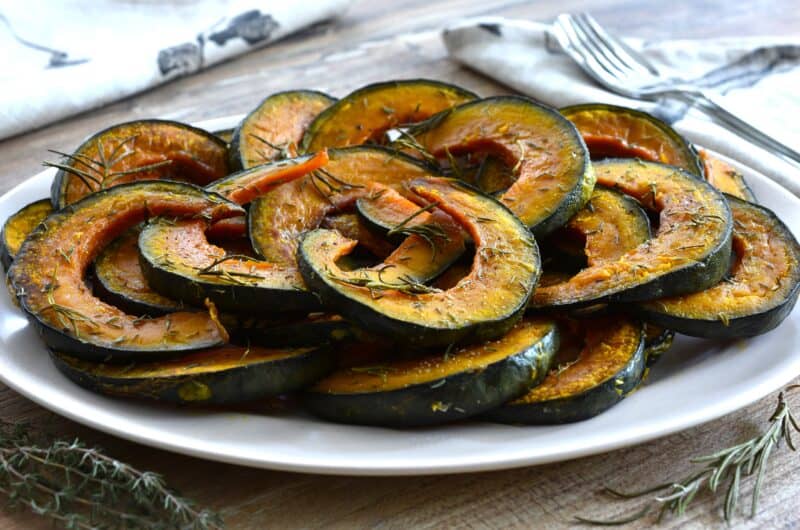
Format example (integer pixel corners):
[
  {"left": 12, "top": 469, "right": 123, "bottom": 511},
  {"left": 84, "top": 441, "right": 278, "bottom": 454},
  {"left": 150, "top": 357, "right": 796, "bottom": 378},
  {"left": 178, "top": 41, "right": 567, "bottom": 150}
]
[
  {"left": 0, "top": 421, "right": 221, "bottom": 529},
  {"left": 577, "top": 386, "right": 800, "bottom": 525}
]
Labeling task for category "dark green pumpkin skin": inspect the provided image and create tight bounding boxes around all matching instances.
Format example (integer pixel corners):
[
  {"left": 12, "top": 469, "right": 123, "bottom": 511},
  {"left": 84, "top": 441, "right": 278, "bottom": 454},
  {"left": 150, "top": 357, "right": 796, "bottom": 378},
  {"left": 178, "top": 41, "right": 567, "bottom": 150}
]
[
  {"left": 531, "top": 160, "right": 733, "bottom": 310},
  {"left": 92, "top": 228, "right": 184, "bottom": 316},
  {"left": 224, "top": 314, "right": 356, "bottom": 348},
  {"left": 298, "top": 178, "right": 540, "bottom": 347},
  {"left": 50, "top": 119, "right": 229, "bottom": 209},
  {"left": 51, "top": 344, "right": 335, "bottom": 405},
  {"left": 642, "top": 324, "right": 675, "bottom": 367},
  {"left": 301, "top": 79, "right": 478, "bottom": 153},
  {"left": 487, "top": 319, "right": 645, "bottom": 424},
  {"left": 9, "top": 181, "right": 242, "bottom": 361},
  {"left": 560, "top": 103, "right": 704, "bottom": 177},
  {"left": 414, "top": 96, "right": 594, "bottom": 238},
  {"left": 138, "top": 218, "right": 321, "bottom": 314},
  {"left": 304, "top": 319, "right": 559, "bottom": 427},
  {"left": 638, "top": 196, "right": 800, "bottom": 339},
  {"left": 1, "top": 199, "right": 53, "bottom": 270}
]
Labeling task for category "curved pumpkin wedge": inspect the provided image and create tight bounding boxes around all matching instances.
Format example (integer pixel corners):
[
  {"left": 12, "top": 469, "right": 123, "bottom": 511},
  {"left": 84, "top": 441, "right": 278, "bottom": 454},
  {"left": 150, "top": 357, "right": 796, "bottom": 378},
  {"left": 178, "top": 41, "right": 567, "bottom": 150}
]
[
  {"left": 530, "top": 159, "right": 732, "bottom": 309},
  {"left": 298, "top": 177, "right": 540, "bottom": 346},
  {"left": 698, "top": 149, "right": 756, "bottom": 202},
  {"left": 301, "top": 79, "right": 477, "bottom": 152},
  {"left": 8, "top": 181, "right": 243, "bottom": 361},
  {"left": 321, "top": 213, "right": 396, "bottom": 259},
  {"left": 355, "top": 185, "right": 469, "bottom": 244},
  {"left": 93, "top": 228, "right": 184, "bottom": 315},
  {"left": 639, "top": 196, "right": 800, "bottom": 339},
  {"left": 249, "top": 146, "right": 437, "bottom": 265},
  {"left": 414, "top": 96, "right": 594, "bottom": 236},
  {"left": 50, "top": 120, "right": 230, "bottom": 209},
  {"left": 547, "top": 186, "right": 651, "bottom": 268},
  {"left": 305, "top": 316, "right": 559, "bottom": 426},
  {"left": 139, "top": 218, "right": 319, "bottom": 313},
  {"left": 138, "top": 153, "right": 330, "bottom": 314},
  {"left": 51, "top": 343, "right": 334, "bottom": 404},
  {"left": 488, "top": 317, "right": 645, "bottom": 424},
  {"left": 351, "top": 186, "right": 467, "bottom": 283},
  {"left": 1, "top": 199, "right": 53, "bottom": 270},
  {"left": 561, "top": 103, "right": 703, "bottom": 176},
  {"left": 230, "top": 90, "right": 335, "bottom": 169}
]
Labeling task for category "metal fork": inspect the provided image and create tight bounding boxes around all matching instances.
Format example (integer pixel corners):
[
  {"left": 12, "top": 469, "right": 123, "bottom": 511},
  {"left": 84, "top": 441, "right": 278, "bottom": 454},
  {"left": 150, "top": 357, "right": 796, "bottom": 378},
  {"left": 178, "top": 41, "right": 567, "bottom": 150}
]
[{"left": 552, "top": 13, "right": 800, "bottom": 169}]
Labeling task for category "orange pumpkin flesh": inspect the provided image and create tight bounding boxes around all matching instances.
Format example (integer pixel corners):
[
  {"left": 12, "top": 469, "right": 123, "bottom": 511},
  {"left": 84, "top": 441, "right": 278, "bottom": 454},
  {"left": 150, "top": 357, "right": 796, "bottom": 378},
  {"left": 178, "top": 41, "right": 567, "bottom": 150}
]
[
  {"left": 53, "top": 120, "right": 229, "bottom": 208},
  {"left": 9, "top": 182, "right": 242, "bottom": 360},
  {"left": 415, "top": 97, "right": 593, "bottom": 235}
]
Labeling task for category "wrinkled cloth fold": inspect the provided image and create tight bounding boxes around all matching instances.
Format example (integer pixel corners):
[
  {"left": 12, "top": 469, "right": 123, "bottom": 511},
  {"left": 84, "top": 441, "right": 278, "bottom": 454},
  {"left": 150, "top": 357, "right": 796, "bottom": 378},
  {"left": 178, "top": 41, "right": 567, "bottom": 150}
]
[
  {"left": 0, "top": 0, "right": 351, "bottom": 140},
  {"left": 443, "top": 17, "right": 800, "bottom": 195}
]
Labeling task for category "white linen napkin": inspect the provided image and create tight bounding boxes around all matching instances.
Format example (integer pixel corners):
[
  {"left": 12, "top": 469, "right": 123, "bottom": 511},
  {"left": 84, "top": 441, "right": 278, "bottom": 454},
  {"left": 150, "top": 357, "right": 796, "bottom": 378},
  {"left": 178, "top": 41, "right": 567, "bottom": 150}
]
[
  {"left": 0, "top": 0, "right": 352, "bottom": 141},
  {"left": 443, "top": 18, "right": 800, "bottom": 195}
]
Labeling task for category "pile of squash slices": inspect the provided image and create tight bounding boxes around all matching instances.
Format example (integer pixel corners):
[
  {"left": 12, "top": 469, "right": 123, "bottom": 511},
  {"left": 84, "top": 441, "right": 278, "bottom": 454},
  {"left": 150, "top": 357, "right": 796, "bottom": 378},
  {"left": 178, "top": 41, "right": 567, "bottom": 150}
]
[{"left": 4, "top": 80, "right": 799, "bottom": 427}]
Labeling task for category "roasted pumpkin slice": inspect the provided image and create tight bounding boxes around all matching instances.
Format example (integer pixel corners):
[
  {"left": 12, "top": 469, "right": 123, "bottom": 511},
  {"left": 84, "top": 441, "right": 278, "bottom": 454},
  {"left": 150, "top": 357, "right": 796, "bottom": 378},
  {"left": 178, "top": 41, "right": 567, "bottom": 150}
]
[
  {"left": 639, "top": 196, "right": 800, "bottom": 338},
  {"left": 534, "top": 187, "right": 651, "bottom": 315},
  {"left": 140, "top": 218, "right": 317, "bottom": 314},
  {"left": 531, "top": 159, "right": 732, "bottom": 309},
  {"left": 50, "top": 120, "right": 230, "bottom": 208},
  {"left": 547, "top": 186, "right": 651, "bottom": 268},
  {"left": 351, "top": 186, "right": 467, "bottom": 283},
  {"left": 474, "top": 156, "right": 515, "bottom": 195},
  {"left": 249, "top": 146, "right": 437, "bottom": 265},
  {"left": 51, "top": 343, "right": 334, "bottom": 404},
  {"left": 298, "top": 177, "right": 540, "bottom": 346},
  {"left": 305, "top": 316, "right": 559, "bottom": 426},
  {"left": 698, "top": 149, "right": 756, "bottom": 202},
  {"left": 642, "top": 324, "right": 675, "bottom": 367},
  {"left": 8, "top": 181, "right": 242, "bottom": 361},
  {"left": 138, "top": 153, "right": 329, "bottom": 314},
  {"left": 413, "top": 96, "right": 594, "bottom": 236},
  {"left": 301, "top": 79, "right": 477, "bottom": 152},
  {"left": 561, "top": 103, "right": 703, "bottom": 176},
  {"left": 230, "top": 90, "right": 335, "bottom": 169},
  {"left": 93, "top": 228, "right": 184, "bottom": 315},
  {"left": 488, "top": 317, "right": 645, "bottom": 424},
  {"left": 321, "top": 213, "right": 396, "bottom": 259},
  {"left": 1, "top": 199, "right": 53, "bottom": 270}
]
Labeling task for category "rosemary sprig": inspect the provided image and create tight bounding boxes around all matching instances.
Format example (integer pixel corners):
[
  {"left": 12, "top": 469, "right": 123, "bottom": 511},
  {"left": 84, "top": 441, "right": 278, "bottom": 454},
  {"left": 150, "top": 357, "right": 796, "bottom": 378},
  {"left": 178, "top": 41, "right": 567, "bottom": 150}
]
[
  {"left": 0, "top": 421, "right": 220, "bottom": 529},
  {"left": 249, "top": 133, "right": 293, "bottom": 160},
  {"left": 390, "top": 129, "right": 438, "bottom": 166},
  {"left": 331, "top": 272, "right": 441, "bottom": 295},
  {"left": 384, "top": 202, "right": 448, "bottom": 263},
  {"left": 576, "top": 386, "right": 800, "bottom": 525}
]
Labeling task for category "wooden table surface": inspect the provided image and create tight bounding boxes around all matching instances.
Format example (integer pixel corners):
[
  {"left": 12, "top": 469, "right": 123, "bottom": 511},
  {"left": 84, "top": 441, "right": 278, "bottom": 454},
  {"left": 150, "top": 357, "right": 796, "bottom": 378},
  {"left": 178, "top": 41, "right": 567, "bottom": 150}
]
[{"left": 1, "top": 1, "right": 799, "bottom": 528}]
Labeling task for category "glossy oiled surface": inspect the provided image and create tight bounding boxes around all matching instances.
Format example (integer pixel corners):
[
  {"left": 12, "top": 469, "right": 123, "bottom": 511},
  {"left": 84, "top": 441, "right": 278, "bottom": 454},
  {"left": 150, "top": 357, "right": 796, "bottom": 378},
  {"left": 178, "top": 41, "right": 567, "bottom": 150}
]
[
  {"left": 313, "top": 318, "right": 556, "bottom": 393},
  {"left": 645, "top": 198, "right": 800, "bottom": 319},
  {"left": 1, "top": 1, "right": 798, "bottom": 528},
  {"left": 55, "top": 121, "right": 228, "bottom": 207}
]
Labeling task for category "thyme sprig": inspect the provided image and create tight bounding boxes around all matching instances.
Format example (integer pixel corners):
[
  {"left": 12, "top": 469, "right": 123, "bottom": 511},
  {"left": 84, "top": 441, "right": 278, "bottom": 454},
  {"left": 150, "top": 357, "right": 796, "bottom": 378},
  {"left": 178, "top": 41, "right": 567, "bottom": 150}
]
[
  {"left": 577, "top": 386, "right": 800, "bottom": 525},
  {"left": 0, "top": 421, "right": 220, "bottom": 529}
]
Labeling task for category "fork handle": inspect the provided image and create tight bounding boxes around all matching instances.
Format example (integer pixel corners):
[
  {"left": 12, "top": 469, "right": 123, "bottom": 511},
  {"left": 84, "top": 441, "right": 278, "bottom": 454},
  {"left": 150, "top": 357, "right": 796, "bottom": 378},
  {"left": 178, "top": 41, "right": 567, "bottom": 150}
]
[{"left": 671, "top": 91, "right": 800, "bottom": 170}]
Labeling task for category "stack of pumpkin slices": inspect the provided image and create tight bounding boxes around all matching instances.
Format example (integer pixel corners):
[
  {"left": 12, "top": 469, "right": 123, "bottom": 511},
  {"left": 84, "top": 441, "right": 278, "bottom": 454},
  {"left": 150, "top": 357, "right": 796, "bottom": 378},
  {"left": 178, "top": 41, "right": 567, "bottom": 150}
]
[{"left": 4, "top": 81, "right": 798, "bottom": 427}]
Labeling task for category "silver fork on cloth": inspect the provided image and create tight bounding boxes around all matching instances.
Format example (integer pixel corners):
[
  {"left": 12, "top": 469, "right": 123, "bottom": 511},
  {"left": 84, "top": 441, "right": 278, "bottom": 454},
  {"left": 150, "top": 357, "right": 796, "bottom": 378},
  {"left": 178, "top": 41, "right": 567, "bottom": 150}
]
[{"left": 552, "top": 12, "right": 800, "bottom": 169}]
